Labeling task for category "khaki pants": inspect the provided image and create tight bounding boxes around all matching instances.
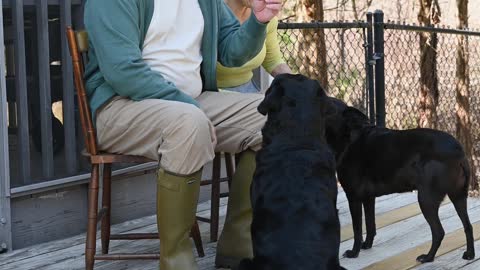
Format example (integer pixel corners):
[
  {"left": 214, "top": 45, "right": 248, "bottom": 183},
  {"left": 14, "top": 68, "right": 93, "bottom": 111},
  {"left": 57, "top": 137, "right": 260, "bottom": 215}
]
[{"left": 96, "top": 91, "right": 265, "bottom": 175}]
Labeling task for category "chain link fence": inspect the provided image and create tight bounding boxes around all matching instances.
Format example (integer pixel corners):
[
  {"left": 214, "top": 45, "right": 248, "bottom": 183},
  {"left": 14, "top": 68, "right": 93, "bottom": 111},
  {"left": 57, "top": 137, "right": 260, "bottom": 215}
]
[
  {"left": 383, "top": 23, "right": 480, "bottom": 192},
  {"left": 277, "top": 22, "right": 371, "bottom": 115},
  {"left": 277, "top": 19, "right": 480, "bottom": 191}
]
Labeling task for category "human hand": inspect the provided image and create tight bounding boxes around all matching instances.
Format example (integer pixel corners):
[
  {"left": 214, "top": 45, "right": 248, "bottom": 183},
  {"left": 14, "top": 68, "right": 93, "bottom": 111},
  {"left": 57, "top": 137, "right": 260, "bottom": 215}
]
[{"left": 251, "top": 0, "right": 283, "bottom": 24}]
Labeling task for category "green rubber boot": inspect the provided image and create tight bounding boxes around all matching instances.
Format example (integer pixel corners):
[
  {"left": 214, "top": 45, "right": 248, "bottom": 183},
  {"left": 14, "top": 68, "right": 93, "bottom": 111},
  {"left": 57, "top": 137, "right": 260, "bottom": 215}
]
[
  {"left": 215, "top": 150, "right": 256, "bottom": 268},
  {"left": 157, "top": 168, "right": 202, "bottom": 270}
]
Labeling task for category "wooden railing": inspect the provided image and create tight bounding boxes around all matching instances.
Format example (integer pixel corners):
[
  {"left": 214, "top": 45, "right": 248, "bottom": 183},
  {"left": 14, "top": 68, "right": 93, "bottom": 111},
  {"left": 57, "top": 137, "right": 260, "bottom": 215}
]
[{"left": 3, "top": 0, "right": 83, "bottom": 187}]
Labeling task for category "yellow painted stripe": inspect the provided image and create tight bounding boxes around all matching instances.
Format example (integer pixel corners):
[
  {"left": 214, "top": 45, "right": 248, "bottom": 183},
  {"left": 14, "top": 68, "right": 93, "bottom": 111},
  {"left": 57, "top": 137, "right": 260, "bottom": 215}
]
[
  {"left": 341, "top": 199, "right": 451, "bottom": 242},
  {"left": 363, "top": 221, "right": 480, "bottom": 270}
]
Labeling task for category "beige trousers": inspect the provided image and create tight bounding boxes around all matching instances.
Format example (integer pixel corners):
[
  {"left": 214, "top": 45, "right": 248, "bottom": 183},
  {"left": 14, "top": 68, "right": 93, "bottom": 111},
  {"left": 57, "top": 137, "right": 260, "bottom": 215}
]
[{"left": 95, "top": 91, "right": 265, "bottom": 175}]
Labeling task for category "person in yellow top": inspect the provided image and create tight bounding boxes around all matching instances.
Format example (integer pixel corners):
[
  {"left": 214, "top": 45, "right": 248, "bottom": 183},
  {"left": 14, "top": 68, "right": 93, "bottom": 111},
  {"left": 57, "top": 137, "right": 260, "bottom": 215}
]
[{"left": 217, "top": 0, "right": 293, "bottom": 93}]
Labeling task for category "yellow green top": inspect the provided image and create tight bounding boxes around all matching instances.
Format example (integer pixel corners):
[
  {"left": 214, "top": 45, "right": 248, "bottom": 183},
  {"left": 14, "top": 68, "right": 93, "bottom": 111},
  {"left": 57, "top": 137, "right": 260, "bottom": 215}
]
[{"left": 216, "top": 17, "right": 285, "bottom": 88}]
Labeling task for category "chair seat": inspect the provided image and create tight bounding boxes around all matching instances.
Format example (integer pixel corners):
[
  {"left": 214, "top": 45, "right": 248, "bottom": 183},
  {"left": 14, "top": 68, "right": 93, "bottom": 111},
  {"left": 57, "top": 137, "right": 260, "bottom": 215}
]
[{"left": 82, "top": 150, "right": 155, "bottom": 164}]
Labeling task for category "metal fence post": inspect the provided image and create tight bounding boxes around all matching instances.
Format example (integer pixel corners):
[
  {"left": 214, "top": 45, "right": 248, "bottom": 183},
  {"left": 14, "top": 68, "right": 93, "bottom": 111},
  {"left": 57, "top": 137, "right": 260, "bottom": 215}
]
[
  {"left": 366, "top": 12, "right": 375, "bottom": 125},
  {"left": 373, "top": 10, "right": 386, "bottom": 128},
  {"left": 0, "top": 0, "right": 13, "bottom": 253}
]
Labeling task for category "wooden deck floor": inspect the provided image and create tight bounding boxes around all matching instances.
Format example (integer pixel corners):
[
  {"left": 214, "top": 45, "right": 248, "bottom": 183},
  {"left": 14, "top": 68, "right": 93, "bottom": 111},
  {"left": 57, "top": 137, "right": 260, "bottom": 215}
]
[{"left": 1, "top": 190, "right": 480, "bottom": 270}]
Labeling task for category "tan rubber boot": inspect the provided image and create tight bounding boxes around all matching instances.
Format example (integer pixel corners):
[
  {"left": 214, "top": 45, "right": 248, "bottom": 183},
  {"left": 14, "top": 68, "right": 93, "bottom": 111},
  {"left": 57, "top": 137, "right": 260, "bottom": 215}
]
[
  {"left": 157, "top": 168, "right": 202, "bottom": 270},
  {"left": 215, "top": 150, "right": 256, "bottom": 268}
]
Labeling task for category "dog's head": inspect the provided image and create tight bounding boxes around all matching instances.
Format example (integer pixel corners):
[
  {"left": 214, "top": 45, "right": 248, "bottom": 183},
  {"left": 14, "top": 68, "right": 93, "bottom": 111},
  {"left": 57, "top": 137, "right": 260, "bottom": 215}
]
[
  {"left": 325, "top": 104, "right": 370, "bottom": 160},
  {"left": 324, "top": 97, "right": 348, "bottom": 156},
  {"left": 342, "top": 107, "right": 370, "bottom": 130},
  {"left": 258, "top": 74, "right": 333, "bottom": 144}
]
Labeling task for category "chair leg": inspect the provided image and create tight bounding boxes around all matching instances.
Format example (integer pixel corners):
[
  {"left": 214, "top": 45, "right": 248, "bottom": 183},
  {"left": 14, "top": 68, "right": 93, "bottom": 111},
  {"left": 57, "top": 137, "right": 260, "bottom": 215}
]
[
  {"left": 101, "top": 164, "right": 112, "bottom": 254},
  {"left": 210, "top": 154, "right": 221, "bottom": 242},
  {"left": 224, "top": 153, "right": 235, "bottom": 189},
  {"left": 191, "top": 219, "right": 205, "bottom": 257},
  {"left": 86, "top": 164, "right": 100, "bottom": 270}
]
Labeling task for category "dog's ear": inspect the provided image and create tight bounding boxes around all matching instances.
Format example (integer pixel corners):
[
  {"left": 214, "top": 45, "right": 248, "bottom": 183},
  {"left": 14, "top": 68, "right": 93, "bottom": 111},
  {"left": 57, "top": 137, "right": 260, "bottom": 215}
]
[
  {"left": 322, "top": 96, "right": 343, "bottom": 119},
  {"left": 313, "top": 80, "right": 339, "bottom": 116},
  {"left": 342, "top": 107, "right": 369, "bottom": 130},
  {"left": 258, "top": 83, "right": 284, "bottom": 115},
  {"left": 326, "top": 97, "right": 348, "bottom": 112},
  {"left": 338, "top": 107, "right": 369, "bottom": 143},
  {"left": 314, "top": 80, "right": 327, "bottom": 98}
]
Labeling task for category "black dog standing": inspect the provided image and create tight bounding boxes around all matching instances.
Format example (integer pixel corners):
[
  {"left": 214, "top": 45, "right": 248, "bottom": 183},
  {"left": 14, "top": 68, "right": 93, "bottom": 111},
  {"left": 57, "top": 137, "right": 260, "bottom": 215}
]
[
  {"left": 238, "top": 74, "right": 345, "bottom": 270},
  {"left": 326, "top": 105, "right": 475, "bottom": 263}
]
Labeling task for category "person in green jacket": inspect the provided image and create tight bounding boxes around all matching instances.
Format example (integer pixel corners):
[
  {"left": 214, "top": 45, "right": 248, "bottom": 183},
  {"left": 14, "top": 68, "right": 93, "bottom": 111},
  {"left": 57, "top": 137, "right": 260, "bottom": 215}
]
[
  {"left": 84, "top": 0, "right": 282, "bottom": 269},
  {"left": 217, "top": 0, "right": 292, "bottom": 93}
]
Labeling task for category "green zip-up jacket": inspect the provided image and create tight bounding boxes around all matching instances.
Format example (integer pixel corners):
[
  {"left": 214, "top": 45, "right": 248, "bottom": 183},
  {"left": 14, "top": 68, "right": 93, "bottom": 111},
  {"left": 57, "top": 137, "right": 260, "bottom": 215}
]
[{"left": 84, "top": 0, "right": 267, "bottom": 117}]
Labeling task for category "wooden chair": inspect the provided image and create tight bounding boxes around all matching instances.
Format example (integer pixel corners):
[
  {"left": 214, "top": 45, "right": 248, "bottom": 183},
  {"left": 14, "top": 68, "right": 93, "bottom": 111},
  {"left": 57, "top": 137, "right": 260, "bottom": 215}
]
[
  {"left": 66, "top": 26, "right": 237, "bottom": 269},
  {"left": 66, "top": 27, "right": 207, "bottom": 269}
]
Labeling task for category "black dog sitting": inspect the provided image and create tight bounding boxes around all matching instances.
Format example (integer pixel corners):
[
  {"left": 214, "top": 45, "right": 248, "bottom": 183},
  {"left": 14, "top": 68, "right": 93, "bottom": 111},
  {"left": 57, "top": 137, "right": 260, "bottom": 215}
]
[
  {"left": 326, "top": 105, "right": 475, "bottom": 263},
  {"left": 238, "top": 74, "right": 345, "bottom": 270}
]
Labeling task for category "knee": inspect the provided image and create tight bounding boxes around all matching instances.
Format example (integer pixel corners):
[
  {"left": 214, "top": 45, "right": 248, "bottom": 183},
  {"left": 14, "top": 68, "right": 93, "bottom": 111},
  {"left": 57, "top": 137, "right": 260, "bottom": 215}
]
[
  {"left": 160, "top": 106, "right": 215, "bottom": 174},
  {"left": 175, "top": 107, "right": 213, "bottom": 145}
]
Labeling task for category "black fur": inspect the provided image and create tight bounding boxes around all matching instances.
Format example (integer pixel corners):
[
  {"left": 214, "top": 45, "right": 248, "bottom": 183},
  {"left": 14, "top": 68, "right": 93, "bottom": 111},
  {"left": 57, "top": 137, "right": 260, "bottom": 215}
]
[
  {"left": 325, "top": 104, "right": 475, "bottom": 263},
  {"left": 238, "top": 74, "right": 346, "bottom": 270}
]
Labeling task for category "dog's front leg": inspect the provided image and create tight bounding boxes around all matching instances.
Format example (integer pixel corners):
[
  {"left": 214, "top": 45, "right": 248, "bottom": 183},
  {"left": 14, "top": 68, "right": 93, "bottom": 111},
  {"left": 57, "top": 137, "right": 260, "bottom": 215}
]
[
  {"left": 344, "top": 197, "right": 363, "bottom": 258},
  {"left": 362, "top": 196, "right": 376, "bottom": 249}
]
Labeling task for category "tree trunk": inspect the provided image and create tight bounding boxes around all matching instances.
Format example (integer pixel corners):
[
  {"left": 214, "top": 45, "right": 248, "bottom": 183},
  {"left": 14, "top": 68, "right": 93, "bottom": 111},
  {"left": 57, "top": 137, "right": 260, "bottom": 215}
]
[
  {"left": 351, "top": 0, "right": 359, "bottom": 21},
  {"left": 417, "top": 0, "right": 440, "bottom": 129},
  {"left": 455, "top": 0, "right": 477, "bottom": 190},
  {"left": 297, "top": 0, "right": 328, "bottom": 89}
]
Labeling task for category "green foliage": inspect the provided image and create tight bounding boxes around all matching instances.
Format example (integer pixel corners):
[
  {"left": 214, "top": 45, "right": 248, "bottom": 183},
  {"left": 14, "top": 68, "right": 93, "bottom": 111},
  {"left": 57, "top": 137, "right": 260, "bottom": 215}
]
[{"left": 333, "top": 69, "right": 360, "bottom": 100}]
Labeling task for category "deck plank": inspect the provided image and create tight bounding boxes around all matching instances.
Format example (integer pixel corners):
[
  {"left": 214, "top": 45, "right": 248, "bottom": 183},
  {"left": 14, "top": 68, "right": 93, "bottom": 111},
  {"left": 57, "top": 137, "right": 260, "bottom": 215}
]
[
  {"left": 413, "top": 235, "right": 480, "bottom": 270},
  {"left": 339, "top": 192, "right": 419, "bottom": 234},
  {"left": 0, "top": 199, "right": 221, "bottom": 268},
  {"left": 1, "top": 191, "right": 479, "bottom": 270},
  {"left": 0, "top": 191, "right": 414, "bottom": 270},
  {"left": 364, "top": 221, "right": 480, "bottom": 270},
  {"left": 457, "top": 256, "right": 480, "bottom": 270},
  {"left": 339, "top": 198, "right": 480, "bottom": 270},
  {"left": 338, "top": 192, "right": 417, "bottom": 226}
]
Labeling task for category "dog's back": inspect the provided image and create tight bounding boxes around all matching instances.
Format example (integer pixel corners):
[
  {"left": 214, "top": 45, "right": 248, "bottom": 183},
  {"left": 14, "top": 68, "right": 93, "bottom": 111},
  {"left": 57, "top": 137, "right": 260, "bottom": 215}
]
[
  {"left": 339, "top": 127, "right": 468, "bottom": 197},
  {"left": 329, "top": 106, "right": 468, "bottom": 197},
  {"left": 242, "top": 74, "right": 345, "bottom": 270},
  {"left": 244, "top": 143, "right": 341, "bottom": 270}
]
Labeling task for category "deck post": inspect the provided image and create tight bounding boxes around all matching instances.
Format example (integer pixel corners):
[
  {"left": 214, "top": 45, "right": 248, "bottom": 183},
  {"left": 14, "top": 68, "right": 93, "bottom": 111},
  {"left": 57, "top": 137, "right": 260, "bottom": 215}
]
[{"left": 0, "top": 0, "right": 13, "bottom": 253}]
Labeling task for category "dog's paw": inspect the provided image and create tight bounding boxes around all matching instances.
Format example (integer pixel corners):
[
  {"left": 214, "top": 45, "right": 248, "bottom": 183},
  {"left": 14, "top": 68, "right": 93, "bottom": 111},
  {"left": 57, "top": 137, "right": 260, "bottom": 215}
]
[
  {"left": 361, "top": 241, "right": 373, "bottom": 250},
  {"left": 462, "top": 251, "right": 475, "bottom": 260},
  {"left": 416, "top": 254, "right": 434, "bottom": 263},
  {"left": 343, "top": 250, "right": 359, "bottom": 258}
]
